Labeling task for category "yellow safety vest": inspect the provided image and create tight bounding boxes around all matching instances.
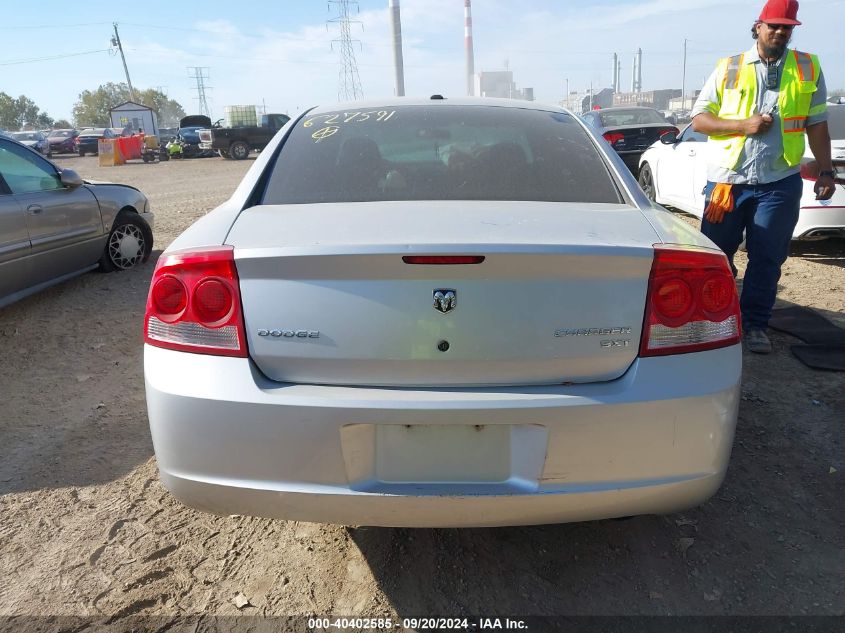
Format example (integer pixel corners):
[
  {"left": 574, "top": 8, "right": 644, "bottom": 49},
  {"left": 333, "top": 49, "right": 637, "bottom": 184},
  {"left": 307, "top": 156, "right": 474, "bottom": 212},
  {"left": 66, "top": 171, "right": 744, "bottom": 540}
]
[{"left": 709, "top": 49, "right": 825, "bottom": 169}]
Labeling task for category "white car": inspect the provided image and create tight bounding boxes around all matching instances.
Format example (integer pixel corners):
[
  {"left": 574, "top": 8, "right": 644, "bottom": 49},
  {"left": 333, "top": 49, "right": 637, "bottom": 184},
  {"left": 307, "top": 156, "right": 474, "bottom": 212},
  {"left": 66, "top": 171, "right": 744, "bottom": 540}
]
[
  {"left": 144, "top": 97, "right": 741, "bottom": 528},
  {"left": 638, "top": 105, "right": 845, "bottom": 240}
]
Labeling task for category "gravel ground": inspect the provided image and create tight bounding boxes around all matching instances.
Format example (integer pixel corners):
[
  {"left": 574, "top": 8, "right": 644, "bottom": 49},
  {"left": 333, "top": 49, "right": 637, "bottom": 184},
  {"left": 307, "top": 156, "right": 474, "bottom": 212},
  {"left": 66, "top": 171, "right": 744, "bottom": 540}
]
[{"left": 0, "top": 154, "right": 842, "bottom": 625}]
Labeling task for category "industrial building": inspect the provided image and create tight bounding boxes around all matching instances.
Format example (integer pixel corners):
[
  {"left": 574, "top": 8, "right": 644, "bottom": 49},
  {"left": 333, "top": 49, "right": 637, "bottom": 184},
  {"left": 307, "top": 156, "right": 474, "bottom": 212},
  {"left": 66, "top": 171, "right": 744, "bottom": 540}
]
[
  {"left": 613, "top": 89, "right": 682, "bottom": 110},
  {"left": 474, "top": 71, "right": 534, "bottom": 101}
]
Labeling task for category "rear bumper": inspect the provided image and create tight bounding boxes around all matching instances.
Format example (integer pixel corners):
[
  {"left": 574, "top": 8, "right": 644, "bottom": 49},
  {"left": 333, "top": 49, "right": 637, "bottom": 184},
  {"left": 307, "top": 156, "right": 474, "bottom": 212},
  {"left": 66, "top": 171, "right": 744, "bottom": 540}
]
[
  {"left": 794, "top": 205, "right": 845, "bottom": 239},
  {"left": 144, "top": 345, "right": 741, "bottom": 527},
  {"left": 614, "top": 150, "right": 646, "bottom": 173}
]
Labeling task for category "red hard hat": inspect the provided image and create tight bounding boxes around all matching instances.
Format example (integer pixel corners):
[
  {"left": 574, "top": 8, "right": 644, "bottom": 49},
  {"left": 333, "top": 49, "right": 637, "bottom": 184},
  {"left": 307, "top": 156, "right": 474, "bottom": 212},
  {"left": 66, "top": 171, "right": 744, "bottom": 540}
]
[{"left": 758, "top": 0, "right": 801, "bottom": 25}]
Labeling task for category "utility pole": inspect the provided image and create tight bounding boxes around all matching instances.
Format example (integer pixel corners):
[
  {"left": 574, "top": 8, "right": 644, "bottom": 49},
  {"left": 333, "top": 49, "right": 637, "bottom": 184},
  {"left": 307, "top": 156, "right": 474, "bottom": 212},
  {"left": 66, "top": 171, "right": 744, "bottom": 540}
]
[
  {"left": 681, "top": 38, "right": 688, "bottom": 112},
  {"left": 111, "top": 23, "right": 135, "bottom": 102}
]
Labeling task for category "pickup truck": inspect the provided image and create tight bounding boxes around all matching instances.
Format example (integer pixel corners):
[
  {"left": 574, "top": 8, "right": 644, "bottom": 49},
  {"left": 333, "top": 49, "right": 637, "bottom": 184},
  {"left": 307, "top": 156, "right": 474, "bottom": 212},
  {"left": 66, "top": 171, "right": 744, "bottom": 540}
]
[{"left": 198, "top": 113, "right": 291, "bottom": 160}]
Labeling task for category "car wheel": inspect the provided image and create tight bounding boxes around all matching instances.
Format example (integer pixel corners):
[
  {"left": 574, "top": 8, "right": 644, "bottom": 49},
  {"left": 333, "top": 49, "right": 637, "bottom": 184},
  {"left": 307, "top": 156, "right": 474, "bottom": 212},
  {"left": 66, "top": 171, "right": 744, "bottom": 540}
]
[
  {"left": 46, "top": 150, "right": 52, "bottom": 158},
  {"left": 99, "top": 213, "right": 153, "bottom": 272},
  {"left": 218, "top": 149, "right": 230, "bottom": 159},
  {"left": 638, "top": 163, "right": 656, "bottom": 202},
  {"left": 230, "top": 141, "right": 249, "bottom": 160},
  {"left": 78, "top": 149, "right": 85, "bottom": 156}
]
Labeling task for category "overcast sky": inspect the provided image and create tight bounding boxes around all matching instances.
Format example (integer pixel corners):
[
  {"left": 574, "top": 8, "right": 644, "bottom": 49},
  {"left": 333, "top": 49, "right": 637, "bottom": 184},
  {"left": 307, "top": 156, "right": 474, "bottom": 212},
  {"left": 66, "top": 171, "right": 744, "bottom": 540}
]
[{"left": 1, "top": 0, "right": 841, "bottom": 122}]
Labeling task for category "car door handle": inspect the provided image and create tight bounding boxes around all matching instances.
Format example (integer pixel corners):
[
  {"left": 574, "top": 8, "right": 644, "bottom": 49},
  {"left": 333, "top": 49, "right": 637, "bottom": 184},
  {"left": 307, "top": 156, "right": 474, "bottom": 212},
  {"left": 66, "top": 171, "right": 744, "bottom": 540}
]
[{"left": 27, "top": 204, "right": 44, "bottom": 215}]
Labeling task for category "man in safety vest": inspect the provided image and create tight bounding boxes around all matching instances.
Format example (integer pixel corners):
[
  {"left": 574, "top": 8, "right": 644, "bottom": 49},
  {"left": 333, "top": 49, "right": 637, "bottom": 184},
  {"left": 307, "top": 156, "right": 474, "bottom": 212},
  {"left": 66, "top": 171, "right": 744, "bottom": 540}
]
[{"left": 690, "top": 0, "right": 834, "bottom": 354}]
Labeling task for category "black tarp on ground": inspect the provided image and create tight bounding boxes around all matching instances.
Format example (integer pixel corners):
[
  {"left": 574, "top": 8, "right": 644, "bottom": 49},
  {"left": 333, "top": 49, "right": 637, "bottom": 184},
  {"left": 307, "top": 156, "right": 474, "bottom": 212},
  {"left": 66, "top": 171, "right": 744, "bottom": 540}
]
[{"left": 769, "top": 306, "right": 845, "bottom": 371}]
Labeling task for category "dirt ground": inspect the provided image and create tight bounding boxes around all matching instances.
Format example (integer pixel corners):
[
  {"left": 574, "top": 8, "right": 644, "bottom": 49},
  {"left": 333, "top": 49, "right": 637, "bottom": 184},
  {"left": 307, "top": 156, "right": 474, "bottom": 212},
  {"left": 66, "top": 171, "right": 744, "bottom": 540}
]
[{"left": 0, "top": 154, "right": 842, "bottom": 625}]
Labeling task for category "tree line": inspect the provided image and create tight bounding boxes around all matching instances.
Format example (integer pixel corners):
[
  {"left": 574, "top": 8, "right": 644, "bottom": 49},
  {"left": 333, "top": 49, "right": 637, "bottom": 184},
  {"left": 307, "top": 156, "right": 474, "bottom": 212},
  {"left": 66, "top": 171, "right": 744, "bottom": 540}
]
[{"left": 0, "top": 83, "right": 185, "bottom": 130}]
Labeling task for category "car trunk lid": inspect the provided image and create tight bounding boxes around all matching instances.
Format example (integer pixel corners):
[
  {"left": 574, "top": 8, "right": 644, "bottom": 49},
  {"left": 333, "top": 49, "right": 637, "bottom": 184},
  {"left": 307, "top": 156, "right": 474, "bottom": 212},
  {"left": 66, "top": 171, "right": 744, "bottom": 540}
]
[
  {"left": 227, "top": 201, "right": 659, "bottom": 387},
  {"left": 604, "top": 124, "right": 678, "bottom": 152}
]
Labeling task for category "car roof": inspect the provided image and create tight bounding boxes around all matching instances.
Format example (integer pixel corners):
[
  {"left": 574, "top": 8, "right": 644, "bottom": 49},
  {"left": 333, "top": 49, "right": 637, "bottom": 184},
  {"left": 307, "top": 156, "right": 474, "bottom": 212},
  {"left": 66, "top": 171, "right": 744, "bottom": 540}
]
[
  {"left": 303, "top": 96, "right": 569, "bottom": 117},
  {"left": 596, "top": 106, "right": 660, "bottom": 112}
]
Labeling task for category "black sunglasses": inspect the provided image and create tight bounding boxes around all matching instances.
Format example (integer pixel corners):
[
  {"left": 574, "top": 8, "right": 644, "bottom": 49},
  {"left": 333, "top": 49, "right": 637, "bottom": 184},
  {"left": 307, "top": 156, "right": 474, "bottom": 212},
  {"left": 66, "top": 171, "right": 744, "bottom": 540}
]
[{"left": 764, "top": 22, "right": 794, "bottom": 31}]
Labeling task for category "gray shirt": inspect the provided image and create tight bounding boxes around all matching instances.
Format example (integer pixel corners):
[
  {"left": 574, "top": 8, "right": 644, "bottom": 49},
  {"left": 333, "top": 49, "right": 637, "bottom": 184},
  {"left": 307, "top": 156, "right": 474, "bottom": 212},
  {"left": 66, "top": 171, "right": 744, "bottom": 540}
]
[{"left": 691, "top": 45, "right": 828, "bottom": 184}]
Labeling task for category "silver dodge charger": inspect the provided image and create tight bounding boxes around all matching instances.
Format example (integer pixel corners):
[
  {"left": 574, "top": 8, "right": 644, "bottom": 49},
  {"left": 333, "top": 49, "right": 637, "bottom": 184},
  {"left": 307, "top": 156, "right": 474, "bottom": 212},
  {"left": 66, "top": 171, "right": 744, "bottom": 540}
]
[{"left": 144, "top": 97, "right": 742, "bottom": 527}]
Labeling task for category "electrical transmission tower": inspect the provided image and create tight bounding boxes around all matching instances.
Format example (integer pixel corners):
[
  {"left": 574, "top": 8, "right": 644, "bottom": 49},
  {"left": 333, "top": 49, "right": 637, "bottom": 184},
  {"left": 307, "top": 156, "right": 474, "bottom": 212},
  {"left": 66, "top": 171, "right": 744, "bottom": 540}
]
[
  {"left": 327, "top": 0, "right": 363, "bottom": 101},
  {"left": 187, "top": 67, "right": 212, "bottom": 118}
]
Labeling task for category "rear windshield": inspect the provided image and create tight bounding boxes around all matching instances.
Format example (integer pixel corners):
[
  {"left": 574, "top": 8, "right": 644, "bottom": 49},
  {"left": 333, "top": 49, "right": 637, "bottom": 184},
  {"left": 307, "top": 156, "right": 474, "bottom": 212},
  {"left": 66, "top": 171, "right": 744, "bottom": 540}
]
[
  {"left": 262, "top": 105, "right": 622, "bottom": 204},
  {"left": 599, "top": 109, "right": 667, "bottom": 126},
  {"left": 50, "top": 130, "right": 73, "bottom": 137},
  {"left": 12, "top": 132, "right": 39, "bottom": 141}
]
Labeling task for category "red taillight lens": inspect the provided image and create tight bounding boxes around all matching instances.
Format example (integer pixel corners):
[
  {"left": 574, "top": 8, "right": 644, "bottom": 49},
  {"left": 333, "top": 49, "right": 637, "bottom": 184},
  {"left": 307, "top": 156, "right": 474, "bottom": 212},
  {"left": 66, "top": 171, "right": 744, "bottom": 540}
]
[
  {"left": 603, "top": 132, "right": 625, "bottom": 145},
  {"left": 700, "top": 275, "right": 735, "bottom": 315},
  {"left": 800, "top": 161, "right": 818, "bottom": 181},
  {"left": 193, "top": 279, "right": 233, "bottom": 325},
  {"left": 640, "top": 245, "right": 741, "bottom": 357},
  {"left": 151, "top": 275, "right": 187, "bottom": 318},
  {"left": 653, "top": 278, "right": 694, "bottom": 321},
  {"left": 402, "top": 255, "right": 485, "bottom": 265},
  {"left": 144, "top": 246, "right": 247, "bottom": 357}
]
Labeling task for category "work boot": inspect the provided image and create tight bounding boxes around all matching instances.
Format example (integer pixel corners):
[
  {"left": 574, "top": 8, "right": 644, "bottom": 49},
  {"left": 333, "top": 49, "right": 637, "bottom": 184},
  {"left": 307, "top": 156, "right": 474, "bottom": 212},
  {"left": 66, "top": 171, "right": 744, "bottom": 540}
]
[{"left": 744, "top": 328, "right": 772, "bottom": 354}]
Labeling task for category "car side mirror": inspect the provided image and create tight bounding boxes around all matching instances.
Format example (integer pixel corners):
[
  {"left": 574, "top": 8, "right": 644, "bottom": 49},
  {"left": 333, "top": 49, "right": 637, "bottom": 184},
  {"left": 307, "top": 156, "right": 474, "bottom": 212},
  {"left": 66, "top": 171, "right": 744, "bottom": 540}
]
[
  {"left": 660, "top": 131, "right": 679, "bottom": 145},
  {"left": 60, "top": 169, "right": 83, "bottom": 188}
]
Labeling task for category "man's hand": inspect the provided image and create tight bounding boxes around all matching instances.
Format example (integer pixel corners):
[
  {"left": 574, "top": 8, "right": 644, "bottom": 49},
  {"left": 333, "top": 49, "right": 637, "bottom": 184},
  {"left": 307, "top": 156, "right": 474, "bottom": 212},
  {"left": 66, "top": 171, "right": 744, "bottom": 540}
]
[
  {"left": 815, "top": 174, "right": 835, "bottom": 201},
  {"left": 742, "top": 114, "right": 773, "bottom": 136}
]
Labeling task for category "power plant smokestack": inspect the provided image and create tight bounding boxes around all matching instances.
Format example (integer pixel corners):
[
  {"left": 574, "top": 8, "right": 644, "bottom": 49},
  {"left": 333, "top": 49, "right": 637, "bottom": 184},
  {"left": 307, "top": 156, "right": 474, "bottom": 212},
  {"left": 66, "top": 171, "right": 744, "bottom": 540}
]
[
  {"left": 636, "top": 47, "right": 643, "bottom": 92},
  {"left": 465, "top": 0, "right": 475, "bottom": 96},
  {"left": 612, "top": 53, "right": 618, "bottom": 92},
  {"left": 389, "top": 0, "right": 405, "bottom": 96},
  {"left": 631, "top": 52, "right": 637, "bottom": 92}
]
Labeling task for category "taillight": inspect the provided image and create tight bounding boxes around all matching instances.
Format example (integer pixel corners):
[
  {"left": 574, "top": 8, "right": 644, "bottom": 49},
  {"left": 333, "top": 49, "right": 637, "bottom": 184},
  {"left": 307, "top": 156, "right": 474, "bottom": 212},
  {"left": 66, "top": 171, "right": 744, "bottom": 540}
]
[
  {"left": 603, "top": 132, "right": 625, "bottom": 145},
  {"left": 144, "top": 246, "right": 247, "bottom": 357},
  {"left": 802, "top": 160, "right": 845, "bottom": 184},
  {"left": 640, "top": 245, "right": 740, "bottom": 356},
  {"left": 800, "top": 161, "right": 818, "bottom": 181},
  {"left": 402, "top": 255, "right": 485, "bottom": 265}
]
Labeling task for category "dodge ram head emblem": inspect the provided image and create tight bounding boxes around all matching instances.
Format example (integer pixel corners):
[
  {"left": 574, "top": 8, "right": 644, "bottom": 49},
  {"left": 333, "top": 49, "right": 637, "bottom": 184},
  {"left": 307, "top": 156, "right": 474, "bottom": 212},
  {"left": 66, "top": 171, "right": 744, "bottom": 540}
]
[{"left": 433, "top": 289, "right": 457, "bottom": 314}]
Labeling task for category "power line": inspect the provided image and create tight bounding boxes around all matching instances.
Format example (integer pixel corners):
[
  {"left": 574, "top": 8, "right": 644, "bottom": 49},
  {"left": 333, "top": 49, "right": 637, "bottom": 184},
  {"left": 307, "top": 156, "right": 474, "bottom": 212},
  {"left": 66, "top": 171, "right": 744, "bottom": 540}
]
[
  {"left": 0, "top": 21, "right": 110, "bottom": 30},
  {"left": 0, "top": 49, "right": 109, "bottom": 66}
]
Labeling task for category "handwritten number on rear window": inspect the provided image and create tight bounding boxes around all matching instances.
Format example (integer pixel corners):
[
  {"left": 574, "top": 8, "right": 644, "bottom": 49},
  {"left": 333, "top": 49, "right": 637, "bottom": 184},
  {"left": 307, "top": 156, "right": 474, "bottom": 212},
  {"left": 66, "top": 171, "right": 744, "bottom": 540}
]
[{"left": 303, "top": 110, "right": 395, "bottom": 128}]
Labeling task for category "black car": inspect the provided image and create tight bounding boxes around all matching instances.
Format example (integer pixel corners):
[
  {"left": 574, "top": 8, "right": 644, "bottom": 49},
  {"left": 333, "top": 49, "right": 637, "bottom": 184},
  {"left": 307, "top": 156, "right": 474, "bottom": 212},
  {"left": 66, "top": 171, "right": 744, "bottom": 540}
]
[
  {"left": 76, "top": 128, "right": 119, "bottom": 156},
  {"left": 157, "top": 127, "right": 178, "bottom": 144},
  {"left": 47, "top": 129, "right": 79, "bottom": 154},
  {"left": 580, "top": 107, "right": 678, "bottom": 174}
]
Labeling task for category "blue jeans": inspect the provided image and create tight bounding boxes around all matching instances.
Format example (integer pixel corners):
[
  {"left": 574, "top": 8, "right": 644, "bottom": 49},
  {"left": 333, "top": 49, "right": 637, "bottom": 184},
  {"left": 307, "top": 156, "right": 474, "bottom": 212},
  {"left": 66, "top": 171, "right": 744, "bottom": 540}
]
[{"left": 701, "top": 174, "right": 802, "bottom": 330}]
